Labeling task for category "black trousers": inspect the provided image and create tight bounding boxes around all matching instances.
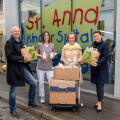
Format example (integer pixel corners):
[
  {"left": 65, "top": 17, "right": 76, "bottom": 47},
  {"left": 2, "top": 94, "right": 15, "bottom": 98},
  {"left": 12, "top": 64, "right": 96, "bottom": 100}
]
[{"left": 96, "top": 83, "right": 104, "bottom": 102}]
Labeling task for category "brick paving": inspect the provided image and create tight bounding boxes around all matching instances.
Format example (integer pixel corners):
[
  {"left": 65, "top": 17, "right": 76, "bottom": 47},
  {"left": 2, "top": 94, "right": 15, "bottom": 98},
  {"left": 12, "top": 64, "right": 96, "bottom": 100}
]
[{"left": 0, "top": 99, "right": 45, "bottom": 120}]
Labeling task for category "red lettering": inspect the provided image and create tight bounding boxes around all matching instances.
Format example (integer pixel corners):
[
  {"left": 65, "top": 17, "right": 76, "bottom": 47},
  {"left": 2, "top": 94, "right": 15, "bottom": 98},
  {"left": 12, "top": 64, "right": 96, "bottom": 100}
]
[
  {"left": 62, "top": 10, "right": 71, "bottom": 26},
  {"left": 73, "top": 8, "right": 83, "bottom": 24},
  {"left": 35, "top": 17, "right": 41, "bottom": 30},
  {"left": 26, "top": 16, "right": 34, "bottom": 30},
  {"left": 52, "top": 9, "right": 61, "bottom": 27},
  {"left": 84, "top": 6, "right": 98, "bottom": 25}
]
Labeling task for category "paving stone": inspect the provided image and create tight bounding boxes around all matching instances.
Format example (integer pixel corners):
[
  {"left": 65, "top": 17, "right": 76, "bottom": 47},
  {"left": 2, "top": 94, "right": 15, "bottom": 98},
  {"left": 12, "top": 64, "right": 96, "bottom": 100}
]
[{"left": 0, "top": 99, "right": 44, "bottom": 120}]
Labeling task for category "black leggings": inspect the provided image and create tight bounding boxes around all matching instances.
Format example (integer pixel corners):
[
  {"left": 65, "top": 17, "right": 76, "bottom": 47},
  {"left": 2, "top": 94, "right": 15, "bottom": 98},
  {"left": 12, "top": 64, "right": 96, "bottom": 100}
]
[{"left": 96, "top": 84, "right": 104, "bottom": 102}]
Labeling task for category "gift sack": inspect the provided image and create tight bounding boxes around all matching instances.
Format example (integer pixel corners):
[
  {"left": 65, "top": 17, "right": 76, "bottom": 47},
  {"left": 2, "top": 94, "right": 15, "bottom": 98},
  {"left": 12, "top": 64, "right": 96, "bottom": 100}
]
[
  {"left": 21, "top": 47, "right": 37, "bottom": 60},
  {"left": 82, "top": 48, "right": 100, "bottom": 65}
]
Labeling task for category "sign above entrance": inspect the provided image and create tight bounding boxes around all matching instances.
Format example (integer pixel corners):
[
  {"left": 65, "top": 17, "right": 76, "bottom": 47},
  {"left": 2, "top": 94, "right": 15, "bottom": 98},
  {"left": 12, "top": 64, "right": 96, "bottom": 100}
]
[{"left": 24, "top": 0, "right": 103, "bottom": 52}]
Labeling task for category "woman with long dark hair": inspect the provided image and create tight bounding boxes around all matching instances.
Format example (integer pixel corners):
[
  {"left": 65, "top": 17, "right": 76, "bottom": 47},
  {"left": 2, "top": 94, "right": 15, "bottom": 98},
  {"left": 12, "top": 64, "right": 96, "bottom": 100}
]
[
  {"left": 36, "top": 31, "right": 55, "bottom": 104},
  {"left": 91, "top": 30, "right": 110, "bottom": 112}
]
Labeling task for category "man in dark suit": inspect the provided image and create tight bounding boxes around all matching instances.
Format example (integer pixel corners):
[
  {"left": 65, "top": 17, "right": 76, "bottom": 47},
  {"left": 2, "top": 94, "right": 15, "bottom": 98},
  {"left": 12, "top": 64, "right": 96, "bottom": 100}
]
[{"left": 5, "top": 26, "right": 38, "bottom": 118}]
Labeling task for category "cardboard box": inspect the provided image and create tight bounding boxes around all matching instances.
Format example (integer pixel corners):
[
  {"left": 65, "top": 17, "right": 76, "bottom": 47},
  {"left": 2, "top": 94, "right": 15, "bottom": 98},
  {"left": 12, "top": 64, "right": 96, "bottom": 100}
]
[
  {"left": 54, "top": 67, "right": 80, "bottom": 80},
  {"left": 49, "top": 80, "right": 76, "bottom": 104},
  {"left": 51, "top": 78, "right": 79, "bottom": 85}
]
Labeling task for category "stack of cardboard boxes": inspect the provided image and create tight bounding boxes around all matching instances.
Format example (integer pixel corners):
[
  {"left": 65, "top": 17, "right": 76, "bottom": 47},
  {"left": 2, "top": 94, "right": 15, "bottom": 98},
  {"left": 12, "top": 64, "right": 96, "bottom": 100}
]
[{"left": 49, "top": 67, "right": 80, "bottom": 105}]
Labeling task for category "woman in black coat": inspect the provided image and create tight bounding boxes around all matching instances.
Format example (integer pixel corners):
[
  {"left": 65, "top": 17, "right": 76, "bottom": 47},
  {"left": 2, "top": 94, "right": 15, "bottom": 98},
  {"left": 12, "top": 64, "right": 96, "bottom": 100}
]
[{"left": 91, "top": 30, "right": 110, "bottom": 113}]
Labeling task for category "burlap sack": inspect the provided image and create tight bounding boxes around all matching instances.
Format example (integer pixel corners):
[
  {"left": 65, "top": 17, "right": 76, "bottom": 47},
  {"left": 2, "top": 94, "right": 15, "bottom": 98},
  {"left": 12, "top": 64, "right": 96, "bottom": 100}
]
[
  {"left": 82, "top": 49, "right": 100, "bottom": 65},
  {"left": 21, "top": 47, "right": 37, "bottom": 60}
]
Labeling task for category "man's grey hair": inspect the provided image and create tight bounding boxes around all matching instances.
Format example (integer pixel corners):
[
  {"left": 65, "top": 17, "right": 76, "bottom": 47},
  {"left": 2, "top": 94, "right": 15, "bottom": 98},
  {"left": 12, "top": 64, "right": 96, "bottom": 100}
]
[{"left": 11, "top": 26, "right": 20, "bottom": 32}]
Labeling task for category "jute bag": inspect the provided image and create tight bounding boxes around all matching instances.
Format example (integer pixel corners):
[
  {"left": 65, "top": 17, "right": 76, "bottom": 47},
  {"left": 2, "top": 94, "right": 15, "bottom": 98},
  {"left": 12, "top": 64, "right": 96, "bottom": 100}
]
[
  {"left": 82, "top": 47, "right": 100, "bottom": 65},
  {"left": 21, "top": 47, "right": 37, "bottom": 60}
]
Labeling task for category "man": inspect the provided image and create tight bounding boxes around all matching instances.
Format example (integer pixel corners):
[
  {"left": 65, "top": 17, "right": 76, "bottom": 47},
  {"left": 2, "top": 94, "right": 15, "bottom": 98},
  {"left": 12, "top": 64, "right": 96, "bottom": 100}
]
[{"left": 5, "top": 26, "right": 38, "bottom": 118}]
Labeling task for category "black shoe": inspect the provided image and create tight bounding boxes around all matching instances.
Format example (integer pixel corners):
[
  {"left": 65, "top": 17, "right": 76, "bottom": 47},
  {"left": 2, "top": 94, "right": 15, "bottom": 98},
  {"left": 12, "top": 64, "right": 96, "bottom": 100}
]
[
  {"left": 97, "top": 108, "right": 102, "bottom": 113},
  {"left": 10, "top": 111, "right": 20, "bottom": 118},
  {"left": 93, "top": 105, "right": 98, "bottom": 108},
  {"left": 28, "top": 102, "right": 39, "bottom": 107}
]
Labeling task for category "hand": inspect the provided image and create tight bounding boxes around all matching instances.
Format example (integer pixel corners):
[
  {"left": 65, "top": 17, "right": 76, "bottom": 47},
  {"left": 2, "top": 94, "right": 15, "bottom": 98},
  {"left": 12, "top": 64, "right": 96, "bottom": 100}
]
[
  {"left": 28, "top": 59, "right": 34, "bottom": 62},
  {"left": 74, "top": 61, "right": 78, "bottom": 65},
  {"left": 36, "top": 53, "right": 46, "bottom": 61},
  {"left": 75, "top": 60, "right": 81, "bottom": 65},
  {"left": 65, "top": 61, "right": 69, "bottom": 66},
  {"left": 41, "top": 55, "right": 46, "bottom": 61},
  {"left": 78, "top": 60, "right": 81, "bottom": 63},
  {"left": 50, "top": 52, "right": 55, "bottom": 60},
  {"left": 92, "top": 62, "right": 97, "bottom": 67},
  {"left": 24, "top": 54, "right": 32, "bottom": 62}
]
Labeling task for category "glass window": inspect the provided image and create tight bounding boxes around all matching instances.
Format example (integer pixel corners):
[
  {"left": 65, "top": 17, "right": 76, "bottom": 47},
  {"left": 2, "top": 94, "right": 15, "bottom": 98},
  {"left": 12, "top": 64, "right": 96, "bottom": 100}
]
[
  {"left": 99, "top": 0, "right": 116, "bottom": 84},
  {"left": 19, "top": 0, "right": 116, "bottom": 84},
  {"left": 20, "top": 0, "right": 41, "bottom": 46},
  {"left": 0, "top": 0, "right": 3, "bottom": 13},
  {"left": 97, "top": 21, "right": 104, "bottom": 36}
]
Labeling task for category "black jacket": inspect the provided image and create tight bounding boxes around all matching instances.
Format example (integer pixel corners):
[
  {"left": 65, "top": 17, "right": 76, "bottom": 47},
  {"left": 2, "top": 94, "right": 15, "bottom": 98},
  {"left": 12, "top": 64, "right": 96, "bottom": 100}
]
[
  {"left": 91, "top": 40, "right": 110, "bottom": 84},
  {"left": 5, "top": 35, "right": 32, "bottom": 86}
]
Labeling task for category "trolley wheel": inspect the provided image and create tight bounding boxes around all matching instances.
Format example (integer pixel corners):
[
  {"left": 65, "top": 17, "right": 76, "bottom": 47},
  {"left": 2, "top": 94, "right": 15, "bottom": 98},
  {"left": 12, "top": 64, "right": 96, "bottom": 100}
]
[
  {"left": 73, "top": 107, "right": 77, "bottom": 113},
  {"left": 76, "top": 107, "right": 79, "bottom": 111},
  {"left": 50, "top": 107, "right": 56, "bottom": 112}
]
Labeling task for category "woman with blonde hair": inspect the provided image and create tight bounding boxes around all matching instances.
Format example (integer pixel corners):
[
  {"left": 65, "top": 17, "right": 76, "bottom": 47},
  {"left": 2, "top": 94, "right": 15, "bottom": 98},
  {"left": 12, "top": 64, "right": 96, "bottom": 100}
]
[{"left": 61, "top": 32, "right": 83, "bottom": 102}]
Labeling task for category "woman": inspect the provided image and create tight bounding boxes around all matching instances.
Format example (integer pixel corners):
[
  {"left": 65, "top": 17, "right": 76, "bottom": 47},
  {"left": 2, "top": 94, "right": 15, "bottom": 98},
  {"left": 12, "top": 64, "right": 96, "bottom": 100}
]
[
  {"left": 91, "top": 30, "right": 110, "bottom": 112},
  {"left": 61, "top": 32, "right": 83, "bottom": 101},
  {"left": 36, "top": 31, "right": 55, "bottom": 104},
  {"left": 61, "top": 32, "right": 83, "bottom": 68}
]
